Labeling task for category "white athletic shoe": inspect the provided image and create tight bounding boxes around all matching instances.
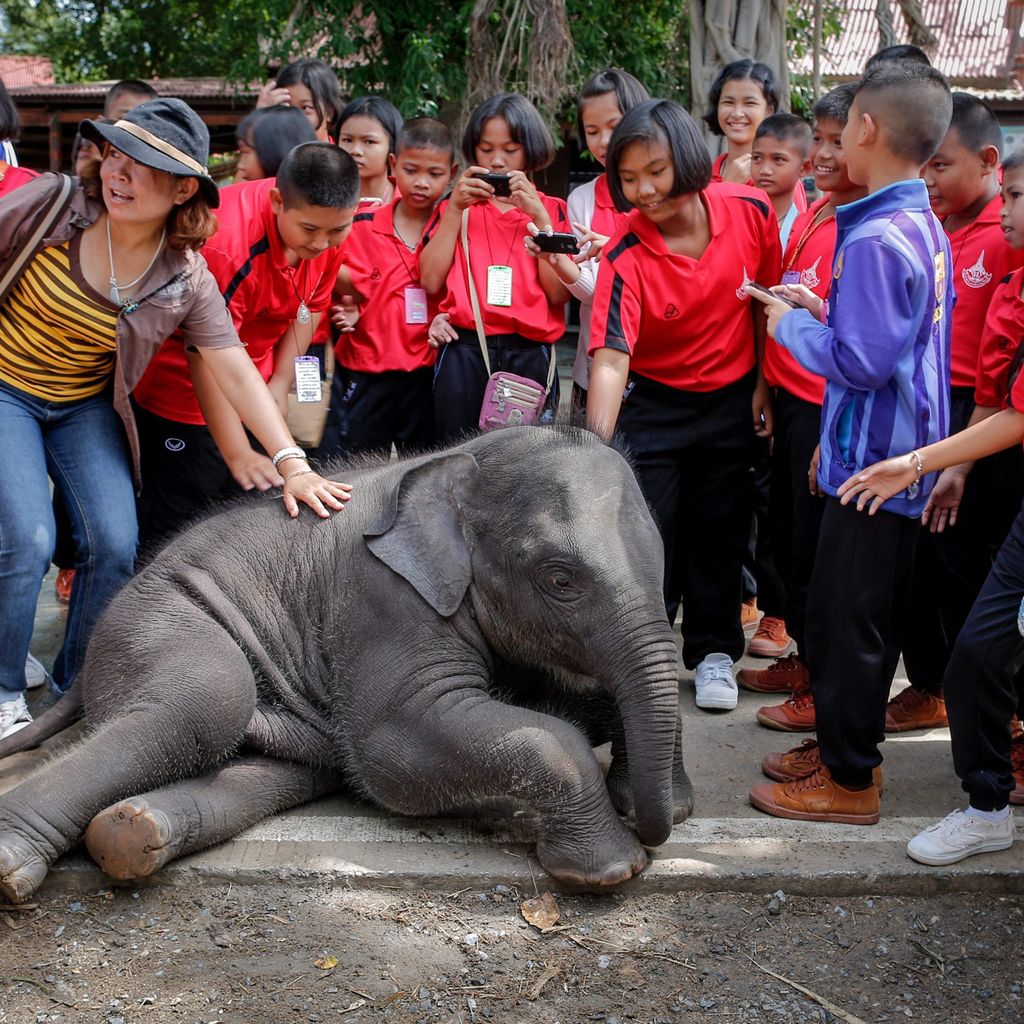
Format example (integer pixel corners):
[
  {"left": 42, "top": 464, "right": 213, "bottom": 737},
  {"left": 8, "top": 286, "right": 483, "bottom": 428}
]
[
  {"left": 0, "top": 695, "right": 32, "bottom": 741},
  {"left": 907, "top": 808, "right": 1015, "bottom": 866},
  {"left": 694, "top": 653, "right": 738, "bottom": 711},
  {"left": 25, "top": 653, "right": 49, "bottom": 690}
]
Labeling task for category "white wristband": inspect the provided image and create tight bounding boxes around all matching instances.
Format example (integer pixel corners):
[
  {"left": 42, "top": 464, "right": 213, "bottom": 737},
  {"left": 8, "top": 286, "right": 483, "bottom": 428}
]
[{"left": 272, "top": 445, "right": 306, "bottom": 470}]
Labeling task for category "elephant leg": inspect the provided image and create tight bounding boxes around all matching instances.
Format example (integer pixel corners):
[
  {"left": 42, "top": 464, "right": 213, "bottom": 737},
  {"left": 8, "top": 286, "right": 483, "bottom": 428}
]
[
  {"left": 608, "top": 714, "right": 694, "bottom": 824},
  {"left": 0, "top": 625, "right": 257, "bottom": 903},
  {"left": 85, "top": 756, "right": 340, "bottom": 881},
  {"left": 361, "top": 699, "right": 648, "bottom": 887}
]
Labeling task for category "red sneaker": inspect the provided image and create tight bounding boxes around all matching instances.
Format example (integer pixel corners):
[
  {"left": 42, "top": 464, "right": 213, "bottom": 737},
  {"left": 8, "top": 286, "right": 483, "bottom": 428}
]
[
  {"left": 884, "top": 687, "right": 948, "bottom": 733},
  {"left": 749, "top": 767, "right": 880, "bottom": 825},
  {"left": 1011, "top": 731, "right": 1024, "bottom": 807},
  {"left": 54, "top": 567, "right": 75, "bottom": 604},
  {"left": 756, "top": 680, "right": 816, "bottom": 732},
  {"left": 747, "top": 615, "right": 792, "bottom": 658},
  {"left": 737, "top": 653, "right": 809, "bottom": 694}
]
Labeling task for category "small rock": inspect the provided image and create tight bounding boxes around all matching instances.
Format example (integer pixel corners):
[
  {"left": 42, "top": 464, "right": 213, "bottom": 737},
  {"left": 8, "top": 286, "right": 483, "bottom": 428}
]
[
  {"left": 699, "top": 997, "right": 716, "bottom": 1009},
  {"left": 464, "top": 933, "right": 479, "bottom": 946},
  {"left": 597, "top": 955, "right": 611, "bottom": 969}
]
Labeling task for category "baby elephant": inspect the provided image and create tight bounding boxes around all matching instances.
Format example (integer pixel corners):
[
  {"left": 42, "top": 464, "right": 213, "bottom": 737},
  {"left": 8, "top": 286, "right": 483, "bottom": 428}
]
[{"left": 0, "top": 426, "right": 693, "bottom": 902}]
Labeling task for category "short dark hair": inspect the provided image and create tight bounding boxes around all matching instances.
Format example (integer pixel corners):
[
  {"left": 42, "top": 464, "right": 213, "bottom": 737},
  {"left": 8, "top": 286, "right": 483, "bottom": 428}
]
[
  {"left": 336, "top": 96, "right": 404, "bottom": 155},
  {"left": 754, "top": 113, "right": 812, "bottom": 157},
  {"left": 397, "top": 116, "right": 454, "bottom": 161},
  {"left": 865, "top": 44, "right": 931, "bottom": 71},
  {"left": 236, "top": 105, "right": 317, "bottom": 178},
  {"left": 852, "top": 61, "right": 952, "bottom": 166},
  {"left": 812, "top": 83, "right": 857, "bottom": 128},
  {"left": 576, "top": 67, "right": 650, "bottom": 151},
  {"left": 1002, "top": 149, "right": 1024, "bottom": 175},
  {"left": 703, "top": 59, "right": 780, "bottom": 136},
  {"left": 462, "top": 93, "right": 555, "bottom": 172},
  {"left": 607, "top": 99, "right": 712, "bottom": 213},
  {"left": 276, "top": 142, "right": 360, "bottom": 209},
  {"left": 103, "top": 79, "right": 158, "bottom": 117},
  {"left": 947, "top": 91, "right": 1002, "bottom": 156},
  {"left": 0, "top": 78, "right": 20, "bottom": 142},
  {"left": 275, "top": 58, "right": 343, "bottom": 134}
]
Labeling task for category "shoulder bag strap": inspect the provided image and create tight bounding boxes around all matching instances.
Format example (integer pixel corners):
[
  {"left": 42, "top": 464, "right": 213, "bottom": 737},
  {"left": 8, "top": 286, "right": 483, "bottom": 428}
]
[
  {"left": 460, "top": 206, "right": 560, "bottom": 396},
  {"left": 0, "top": 173, "right": 74, "bottom": 305},
  {"left": 460, "top": 207, "right": 492, "bottom": 377}
]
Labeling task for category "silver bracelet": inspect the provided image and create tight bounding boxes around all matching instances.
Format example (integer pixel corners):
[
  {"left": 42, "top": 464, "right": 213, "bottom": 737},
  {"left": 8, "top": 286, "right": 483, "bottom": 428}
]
[
  {"left": 909, "top": 450, "right": 924, "bottom": 480},
  {"left": 271, "top": 445, "right": 306, "bottom": 470}
]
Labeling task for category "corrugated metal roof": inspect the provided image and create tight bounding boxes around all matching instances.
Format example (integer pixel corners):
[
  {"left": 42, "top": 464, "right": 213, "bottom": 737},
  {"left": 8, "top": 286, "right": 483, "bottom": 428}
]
[
  {"left": 7, "top": 77, "right": 257, "bottom": 101},
  {"left": 0, "top": 56, "right": 55, "bottom": 89},
  {"left": 806, "top": 0, "right": 1017, "bottom": 85}
]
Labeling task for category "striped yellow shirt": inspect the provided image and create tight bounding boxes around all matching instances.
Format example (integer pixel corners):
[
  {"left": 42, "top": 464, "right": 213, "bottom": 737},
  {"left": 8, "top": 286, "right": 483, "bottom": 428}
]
[{"left": 0, "top": 238, "right": 119, "bottom": 401}]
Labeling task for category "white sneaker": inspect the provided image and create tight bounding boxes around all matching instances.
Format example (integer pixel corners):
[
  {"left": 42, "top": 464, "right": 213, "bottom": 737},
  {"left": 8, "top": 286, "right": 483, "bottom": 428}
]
[
  {"left": 0, "top": 695, "right": 32, "bottom": 740},
  {"left": 694, "top": 653, "right": 737, "bottom": 711},
  {"left": 25, "top": 653, "right": 49, "bottom": 690},
  {"left": 907, "top": 808, "right": 1015, "bottom": 866}
]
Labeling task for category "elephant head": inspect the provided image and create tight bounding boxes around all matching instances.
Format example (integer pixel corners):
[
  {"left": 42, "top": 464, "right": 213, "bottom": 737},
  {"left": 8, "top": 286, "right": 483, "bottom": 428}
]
[{"left": 364, "top": 427, "right": 680, "bottom": 847}]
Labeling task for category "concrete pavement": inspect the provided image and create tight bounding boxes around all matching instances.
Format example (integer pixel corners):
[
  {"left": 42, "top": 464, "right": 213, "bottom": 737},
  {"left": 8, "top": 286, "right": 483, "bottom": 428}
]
[{"left": 5, "top": 567, "right": 1023, "bottom": 900}]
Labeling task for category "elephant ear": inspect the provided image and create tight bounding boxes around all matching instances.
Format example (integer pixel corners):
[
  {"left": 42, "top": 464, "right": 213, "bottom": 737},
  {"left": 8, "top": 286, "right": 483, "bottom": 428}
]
[{"left": 364, "top": 452, "right": 479, "bottom": 616}]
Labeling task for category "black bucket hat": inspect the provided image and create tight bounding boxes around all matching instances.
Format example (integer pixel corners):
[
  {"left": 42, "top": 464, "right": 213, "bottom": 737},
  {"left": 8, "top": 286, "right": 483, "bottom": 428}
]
[{"left": 80, "top": 97, "right": 220, "bottom": 208}]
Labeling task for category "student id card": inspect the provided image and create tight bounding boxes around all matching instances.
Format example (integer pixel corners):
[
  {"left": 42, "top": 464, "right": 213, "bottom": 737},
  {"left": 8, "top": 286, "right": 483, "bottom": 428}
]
[
  {"left": 293, "top": 355, "right": 322, "bottom": 404},
  {"left": 486, "top": 265, "right": 513, "bottom": 306},
  {"left": 404, "top": 286, "right": 428, "bottom": 324},
  {"left": 781, "top": 270, "right": 801, "bottom": 286}
]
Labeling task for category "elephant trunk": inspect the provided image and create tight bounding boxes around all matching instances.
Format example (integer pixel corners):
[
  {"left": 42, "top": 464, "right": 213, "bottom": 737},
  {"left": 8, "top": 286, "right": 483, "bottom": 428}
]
[{"left": 603, "top": 618, "right": 680, "bottom": 848}]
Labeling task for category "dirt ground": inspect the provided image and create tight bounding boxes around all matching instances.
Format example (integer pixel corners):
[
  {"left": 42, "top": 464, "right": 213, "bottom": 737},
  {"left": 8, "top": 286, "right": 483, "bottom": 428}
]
[{"left": 1, "top": 881, "right": 1021, "bottom": 1024}]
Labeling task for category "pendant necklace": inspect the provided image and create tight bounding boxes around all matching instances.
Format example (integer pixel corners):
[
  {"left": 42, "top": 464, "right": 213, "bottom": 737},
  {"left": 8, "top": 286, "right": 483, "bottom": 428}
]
[
  {"left": 287, "top": 258, "right": 313, "bottom": 323},
  {"left": 106, "top": 215, "right": 165, "bottom": 308}
]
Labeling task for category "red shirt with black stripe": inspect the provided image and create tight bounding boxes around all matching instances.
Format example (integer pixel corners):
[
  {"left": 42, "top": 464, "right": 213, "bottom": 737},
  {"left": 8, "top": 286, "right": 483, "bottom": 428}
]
[
  {"left": 589, "top": 182, "right": 782, "bottom": 392},
  {"left": 975, "top": 267, "right": 1024, "bottom": 409},
  {"left": 337, "top": 198, "right": 436, "bottom": 373},
  {"left": 711, "top": 152, "right": 807, "bottom": 211},
  {"left": 946, "top": 192, "right": 1024, "bottom": 389},
  {"left": 424, "top": 192, "right": 569, "bottom": 343},
  {"left": 763, "top": 195, "right": 833, "bottom": 404},
  {"left": 134, "top": 177, "right": 344, "bottom": 424}
]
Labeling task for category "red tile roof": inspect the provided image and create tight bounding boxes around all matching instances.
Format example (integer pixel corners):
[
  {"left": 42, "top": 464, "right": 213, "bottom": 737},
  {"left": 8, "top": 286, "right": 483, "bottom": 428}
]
[
  {"left": 809, "top": 0, "right": 1019, "bottom": 86},
  {"left": 0, "top": 55, "right": 55, "bottom": 89}
]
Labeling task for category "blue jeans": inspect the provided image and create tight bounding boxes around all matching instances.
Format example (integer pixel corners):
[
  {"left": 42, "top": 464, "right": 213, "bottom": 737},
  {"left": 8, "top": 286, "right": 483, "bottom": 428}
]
[{"left": 0, "top": 380, "right": 137, "bottom": 697}]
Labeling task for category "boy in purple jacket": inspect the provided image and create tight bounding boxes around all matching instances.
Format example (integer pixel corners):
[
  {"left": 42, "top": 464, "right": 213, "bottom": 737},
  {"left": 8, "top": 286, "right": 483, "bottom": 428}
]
[{"left": 746, "top": 60, "right": 955, "bottom": 824}]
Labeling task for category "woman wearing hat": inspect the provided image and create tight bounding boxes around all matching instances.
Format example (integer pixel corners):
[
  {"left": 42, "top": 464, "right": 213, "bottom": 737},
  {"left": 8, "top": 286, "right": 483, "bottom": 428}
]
[{"left": 0, "top": 97, "right": 352, "bottom": 740}]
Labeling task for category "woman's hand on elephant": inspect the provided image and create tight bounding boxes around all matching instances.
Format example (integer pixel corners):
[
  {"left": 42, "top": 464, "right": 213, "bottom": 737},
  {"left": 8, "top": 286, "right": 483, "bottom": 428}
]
[
  {"left": 281, "top": 464, "right": 353, "bottom": 518},
  {"left": 226, "top": 448, "right": 283, "bottom": 492}
]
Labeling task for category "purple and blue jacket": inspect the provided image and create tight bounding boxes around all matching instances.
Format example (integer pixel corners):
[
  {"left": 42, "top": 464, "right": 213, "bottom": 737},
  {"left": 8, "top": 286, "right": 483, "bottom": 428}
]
[{"left": 775, "top": 179, "right": 954, "bottom": 518}]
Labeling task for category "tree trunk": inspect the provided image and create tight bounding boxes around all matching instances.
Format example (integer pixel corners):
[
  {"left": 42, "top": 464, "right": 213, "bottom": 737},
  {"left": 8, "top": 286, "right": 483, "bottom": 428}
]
[
  {"left": 876, "top": 0, "right": 896, "bottom": 50},
  {"left": 688, "top": 0, "right": 789, "bottom": 135}
]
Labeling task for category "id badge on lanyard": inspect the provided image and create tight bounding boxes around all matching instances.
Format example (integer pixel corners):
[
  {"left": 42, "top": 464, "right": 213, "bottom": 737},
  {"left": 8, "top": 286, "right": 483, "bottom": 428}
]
[
  {"left": 293, "top": 355, "right": 322, "bottom": 403},
  {"left": 486, "top": 265, "right": 513, "bottom": 306}
]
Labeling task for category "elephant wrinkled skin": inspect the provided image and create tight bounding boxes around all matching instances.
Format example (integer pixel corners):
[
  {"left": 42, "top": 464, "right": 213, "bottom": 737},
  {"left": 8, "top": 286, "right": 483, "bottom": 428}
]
[{"left": 0, "top": 426, "right": 693, "bottom": 902}]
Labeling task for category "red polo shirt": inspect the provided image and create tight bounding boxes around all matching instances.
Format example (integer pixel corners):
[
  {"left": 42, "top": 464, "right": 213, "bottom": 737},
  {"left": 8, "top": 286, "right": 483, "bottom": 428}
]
[
  {"left": 134, "top": 177, "right": 343, "bottom": 424},
  {"left": 946, "top": 192, "right": 1024, "bottom": 389},
  {"left": 589, "top": 174, "right": 623, "bottom": 237},
  {"left": 0, "top": 162, "right": 39, "bottom": 199},
  {"left": 710, "top": 152, "right": 808, "bottom": 211},
  {"left": 763, "top": 196, "right": 833, "bottom": 405},
  {"left": 975, "top": 268, "right": 1024, "bottom": 409},
  {"left": 589, "top": 182, "right": 782, "bottom": 392},
  {"left": 337, "top": 198, "right": 436, "bottom": 373},
  {"left": 425, "top": 192, "right": 569, "bottom": 343}
]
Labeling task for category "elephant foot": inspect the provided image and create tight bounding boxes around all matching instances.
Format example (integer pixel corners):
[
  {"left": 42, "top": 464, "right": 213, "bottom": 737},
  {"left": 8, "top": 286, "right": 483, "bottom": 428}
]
[
  {"left": 535, "top": 820, "right": 648, "bottom": 887},
  {"left": 85, "top": 798, "right": 179, "bottom": 881},
  {"left": 0, "top": 830, "right": 50, "bottom": 903}
]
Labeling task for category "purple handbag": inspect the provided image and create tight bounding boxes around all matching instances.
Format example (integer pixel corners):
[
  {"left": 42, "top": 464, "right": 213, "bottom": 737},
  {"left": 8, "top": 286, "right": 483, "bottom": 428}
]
[{"left": 461, "top": 210, "right": 555, "bottom": 432}]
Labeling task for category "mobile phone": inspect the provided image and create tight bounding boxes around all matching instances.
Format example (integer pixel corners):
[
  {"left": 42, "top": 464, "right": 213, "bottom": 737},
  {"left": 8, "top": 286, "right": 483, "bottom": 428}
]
[
  {"left": 532, "top": 231, "right": 580, "bottom": 255},
  {"left": 747, "top": 282, "right": 798, "bottom": 307},
  {"left": 472, "top": 171, "right": 512, "bottom": 197}
]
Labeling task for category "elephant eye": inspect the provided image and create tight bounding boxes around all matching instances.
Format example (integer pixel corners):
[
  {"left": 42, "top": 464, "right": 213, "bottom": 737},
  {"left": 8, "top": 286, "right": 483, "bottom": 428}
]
[{"left": 551, "top": 572, "right": 573, "bottom": 590}]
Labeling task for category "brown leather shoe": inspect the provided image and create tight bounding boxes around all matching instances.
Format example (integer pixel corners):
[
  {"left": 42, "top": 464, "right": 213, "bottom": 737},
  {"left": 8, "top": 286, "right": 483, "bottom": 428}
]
[
  {"left": 762, "top": 739, "right": 884, "bottom": 794},
  {"left": 749, "top": 767, "right": 880, "bottom": 825},
  {"left": 756, "top": 680, "right": 816, "bottom": 731},
  {"left": 747, "top": 615, "right": 792, "bottom": 658},
  {"left": 738, "top": 653, "right": 809, "bottom": 693},
  {"left": 1011, "top": 731, "right": 1024, "bottom": 806},
  {"left": 884, "top": 687, "right": 948, "bottom": 733}
]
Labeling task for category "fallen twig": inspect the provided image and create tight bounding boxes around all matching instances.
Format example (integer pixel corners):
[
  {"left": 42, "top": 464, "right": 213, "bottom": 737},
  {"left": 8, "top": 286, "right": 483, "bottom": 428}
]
[
  {"left": 909, "top": 938, "right": 945, "bottom": 974},
  {"left": 744, "top": 955, "right": 868, "bottom": 1024},
  {"left": 527, "top": 965, "right": 561, "bottom": 1000},
  {"left": 0, "top": 976, "right": 76, "bottom": 1008},
  {"left": 0, "top": 902, "right": 38, "bottom": 912}
]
